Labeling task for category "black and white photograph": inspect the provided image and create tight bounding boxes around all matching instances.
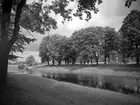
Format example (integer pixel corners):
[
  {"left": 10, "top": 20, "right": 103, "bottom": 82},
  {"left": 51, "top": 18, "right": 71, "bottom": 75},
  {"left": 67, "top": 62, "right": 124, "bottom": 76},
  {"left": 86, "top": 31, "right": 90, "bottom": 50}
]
[{"left": 0, "top": 0, "right": 140, "bottom": 105}]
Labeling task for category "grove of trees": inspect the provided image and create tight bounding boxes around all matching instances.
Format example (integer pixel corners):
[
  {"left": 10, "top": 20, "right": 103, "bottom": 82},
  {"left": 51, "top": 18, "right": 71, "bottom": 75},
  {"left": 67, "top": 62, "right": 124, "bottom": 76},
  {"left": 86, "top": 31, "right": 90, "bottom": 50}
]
[
  {"left": 39, "top": 9, "right": 140, "bottom": 66},
  {"left": 39, "top": 26, "right": 119, "bottom": 65}
]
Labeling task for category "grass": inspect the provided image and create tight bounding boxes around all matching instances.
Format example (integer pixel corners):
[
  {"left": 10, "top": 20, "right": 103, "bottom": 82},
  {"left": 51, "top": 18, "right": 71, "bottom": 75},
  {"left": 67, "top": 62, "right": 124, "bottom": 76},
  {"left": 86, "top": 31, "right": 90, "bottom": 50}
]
[
  {"left": 3, "top": 73, "right": 140, "bottom": 105},
  {"left": 41, "top": 63, "right": 140, "bottom": 72}
]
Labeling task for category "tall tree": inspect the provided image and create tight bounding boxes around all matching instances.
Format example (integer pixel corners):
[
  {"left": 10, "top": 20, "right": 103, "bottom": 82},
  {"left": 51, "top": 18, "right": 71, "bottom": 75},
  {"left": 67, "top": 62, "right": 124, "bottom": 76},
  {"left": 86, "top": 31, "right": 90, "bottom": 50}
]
[
  {"left": 119, "top": 10, "right": 140, "bottom": 64},
  {"left": 0, "top": 0, "right": 26, "bottom": 88},
  {"left": 39, "top": 36, "right": 51, "bottom": 65},
  {"left": 103, "top": 27, "right": 118, "bottom": 64},
  {"left": 39, "top": 34, "right": 72, "bottom": 65},
  {"left": 71, "top": 26, "right": 104, "bottom": 64}
]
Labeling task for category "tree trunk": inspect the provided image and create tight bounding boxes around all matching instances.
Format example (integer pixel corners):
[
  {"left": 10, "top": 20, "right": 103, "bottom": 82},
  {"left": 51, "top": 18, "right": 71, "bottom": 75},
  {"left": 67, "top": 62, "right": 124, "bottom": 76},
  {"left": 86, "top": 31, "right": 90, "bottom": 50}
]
[
  {"left": 136, "top": 55, "right": 139, "bottom": 64},
  {"left": 0, "top": 0, "right": 26, "bottom": 89},
  {"left": 80, "top": 59, "right": 82, "bottom": 64},
  {"left": 108, "top": 56, "right": 110, "bottom": 64},
  {"left": 52, "top": 60, "right": 55, "bottom": 65},
  {"left": 0, "top": 36, "right": 9, "bottom": 89},
  {"left": 47, "top": 61, "right": 50, "bottom": 65},
  {"left": 58, "top": 60, "right": 61, "bottom": 65},
  {"left": 104, "top": 54, "right": 107, "bottom": 64},
  {"left": 122, "top": 55, "right": 126, "bottom": 64},
  {"left": 87, "top": 59, "right": 89, "bottom": 64},
  {"left": 0, "top": 0, "right": 12, "bottom": 89},
  {"left": 83, "top": 60, "right": 85, "bottom": 65},
  {"left": 65, "top": 60, "right": 67, "bottom": 65},
  {"left": 94, "top": 52, "right": 98, "bottom": 65},
  {"left": 136, "top": 56, "right": 139, "bottom": 64},
  {"left": 72, "top": 59, "right": 76, "bottom": 65},
  {"left": 90, "top": 59, "right": 93, "bottom": 64},
  {"left": 96, "top": 58, "right": 98, "bottom": 65},
  {"left": 136, "top": 44, "right": 139, "bottom": 64}
]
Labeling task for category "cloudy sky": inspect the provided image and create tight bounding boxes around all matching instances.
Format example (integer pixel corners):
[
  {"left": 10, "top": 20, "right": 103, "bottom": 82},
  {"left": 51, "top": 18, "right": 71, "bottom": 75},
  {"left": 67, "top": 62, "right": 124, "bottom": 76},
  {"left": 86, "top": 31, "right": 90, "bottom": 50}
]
[{"left": 16, "top": 0, "right": 140, "bottom": 62}]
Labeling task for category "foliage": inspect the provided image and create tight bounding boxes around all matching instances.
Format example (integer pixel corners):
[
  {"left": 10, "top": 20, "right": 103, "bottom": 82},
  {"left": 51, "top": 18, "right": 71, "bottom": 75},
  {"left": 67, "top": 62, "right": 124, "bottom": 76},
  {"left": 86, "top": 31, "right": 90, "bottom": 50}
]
[
  {"left": 71, "top": 26, "right": 105, "bottom": 64},
  {"left": 39, "top": 26, "right": 118, "bottom": 65},
  {"left": 26, "top": 55, "right": 35, "bottom": 66},
  {"left": 18, "top": 63, "right": 25, "bottom": 69},
  {"left": 119, "top": 10, "right": 140, "bottom": 64},
  {"left": 125, "top": 0, "right": 137, "bottom": 8},
  {"left": 102, "top": 26, "right": 118, "bottom": 64},
  {"left": 0, "top": 0, "right": 137, "bottom": 59},
  {"left": 48, "top": 0, "right": 102, "bottom": 22},
  {"left": 39, "top": 34, "right": 76, "bottom": 65}
]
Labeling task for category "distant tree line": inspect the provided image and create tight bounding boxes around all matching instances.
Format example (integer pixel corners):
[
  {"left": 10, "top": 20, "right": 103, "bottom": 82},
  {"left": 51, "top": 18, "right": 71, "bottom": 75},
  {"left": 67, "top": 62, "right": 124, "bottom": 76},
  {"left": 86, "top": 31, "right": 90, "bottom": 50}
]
[
  {"left": 39, "top": 26, "right": 118, "bottom": 65},
  {"left": 39, "top": 10, "right": 140, "bottom": 65}
]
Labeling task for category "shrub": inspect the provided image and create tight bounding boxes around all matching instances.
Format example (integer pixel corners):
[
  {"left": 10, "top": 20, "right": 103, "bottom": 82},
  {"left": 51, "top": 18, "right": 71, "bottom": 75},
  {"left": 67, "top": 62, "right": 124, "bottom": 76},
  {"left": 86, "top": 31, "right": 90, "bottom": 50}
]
[
  {"left": 18, "top": 64, "right": 25, "bottom": 69},
  {"left": 26, "top": 55, "right": 35, "bottom": 66}
]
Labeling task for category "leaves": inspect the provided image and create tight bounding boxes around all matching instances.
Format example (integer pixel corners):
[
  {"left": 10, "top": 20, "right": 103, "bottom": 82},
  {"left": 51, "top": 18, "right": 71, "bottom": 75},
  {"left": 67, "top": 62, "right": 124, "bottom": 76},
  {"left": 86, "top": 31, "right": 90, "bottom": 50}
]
[
  {"left": 26, "top": 55, "right": 35, "bottom": 66},
  {"left": 119, "top": 10, "right": 140, "bottom": 61},
  {"left": 21, "top": 3, "right": 57, "bottom": 33},
  {"left": 39, "top": 34, "right": 76, "bottom": 64},
  {"left": 42, "top": 0, "right": 102, "bottom": 22},
  {"left": 125, "top": 0, "right": 137, "bottom": 8}
]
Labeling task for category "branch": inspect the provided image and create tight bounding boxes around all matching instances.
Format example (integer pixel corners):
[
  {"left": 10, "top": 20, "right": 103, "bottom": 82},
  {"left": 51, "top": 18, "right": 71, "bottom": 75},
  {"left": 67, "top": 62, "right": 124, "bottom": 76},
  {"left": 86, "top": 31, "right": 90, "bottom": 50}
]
[
  {"left": 9, "top": 0, "right": 26, "bottom": 49},
  {"left": 19, "top": 22, "right": 34, "bottom": 37},
  {"left": 24, "top": 4, "right": 44, "bottom": 24}
]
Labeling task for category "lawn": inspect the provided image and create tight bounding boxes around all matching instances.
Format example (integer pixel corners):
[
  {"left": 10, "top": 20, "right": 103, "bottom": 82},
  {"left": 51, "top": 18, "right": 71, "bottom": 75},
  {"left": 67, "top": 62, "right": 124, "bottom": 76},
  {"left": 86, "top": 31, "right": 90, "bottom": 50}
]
[
  {"left": 2, "top": 72, "right": 140, "bottom": 105},
  {"left": 3, "top": 64, "right": 140, "bottom": 105}
]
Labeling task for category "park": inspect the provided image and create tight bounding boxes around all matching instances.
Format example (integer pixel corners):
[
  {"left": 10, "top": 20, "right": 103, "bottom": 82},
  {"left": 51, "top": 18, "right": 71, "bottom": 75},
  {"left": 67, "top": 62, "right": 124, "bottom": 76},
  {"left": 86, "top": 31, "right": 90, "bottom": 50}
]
[{"left": 0, "top": 0, "right": 140, "bottom": 105}]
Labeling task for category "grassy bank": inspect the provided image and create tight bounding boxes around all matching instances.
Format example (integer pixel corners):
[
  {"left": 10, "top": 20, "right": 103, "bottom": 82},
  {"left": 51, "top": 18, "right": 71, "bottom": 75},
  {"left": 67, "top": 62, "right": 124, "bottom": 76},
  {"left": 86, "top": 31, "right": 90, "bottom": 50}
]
[{"left": 2, "top": 73, "right": 140, "bottom": 105}]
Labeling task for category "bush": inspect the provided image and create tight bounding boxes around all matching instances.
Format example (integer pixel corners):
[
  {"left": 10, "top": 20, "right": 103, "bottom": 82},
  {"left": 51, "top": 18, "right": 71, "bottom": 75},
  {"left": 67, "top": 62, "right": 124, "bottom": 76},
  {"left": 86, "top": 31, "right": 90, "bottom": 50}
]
[
  {"left": 26, "top": 55, "right": 35, "bottom": 66},
  {"left": 18, "top": 64, "right": 25, "bottom": 69}
]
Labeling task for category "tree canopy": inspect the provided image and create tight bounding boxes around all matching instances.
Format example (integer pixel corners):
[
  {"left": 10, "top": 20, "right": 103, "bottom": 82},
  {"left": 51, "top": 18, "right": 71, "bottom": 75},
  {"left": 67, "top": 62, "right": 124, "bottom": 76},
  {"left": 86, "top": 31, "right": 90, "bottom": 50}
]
[
  {"left": 119, "top": 10, "right": 140, "bottom": 64},
  {"left": 26, "top": 55, "right": 35, "bottom": 66},
  {"left": 39, "top": 26, "right": 118, "bottom": 65}
]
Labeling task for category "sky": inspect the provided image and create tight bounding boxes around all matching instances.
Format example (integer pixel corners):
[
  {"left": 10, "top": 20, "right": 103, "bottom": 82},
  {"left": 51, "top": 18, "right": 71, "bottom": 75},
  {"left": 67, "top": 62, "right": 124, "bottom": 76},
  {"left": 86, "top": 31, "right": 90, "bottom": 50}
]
[{"left": 16, "top": 0, "right": 140, "bottom": 62}]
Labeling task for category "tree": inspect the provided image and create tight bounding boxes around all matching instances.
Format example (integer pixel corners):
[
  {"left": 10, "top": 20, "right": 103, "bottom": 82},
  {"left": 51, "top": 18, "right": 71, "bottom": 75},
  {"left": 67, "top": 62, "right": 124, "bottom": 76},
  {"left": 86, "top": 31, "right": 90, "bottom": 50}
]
[
  {"left": 71, "top": 26, "right": 104, "bottom": 65},
  {"left": 39, "top": 34, "right": 74, "bottom": 65},
  {"left": 39, "top": 36, "right": 51, "bottom": 65},
  {"left": 119, "top": 10, "right": 140, "bottom": 64},
  {"left": 102, "top": 27, "right": 118, "bottom": 64},
  {"left": 62, "top": 38, "right": 77, "bottom": 65},
  {"left": 47, "top": 34, "right": 63, "bottom": 65},
  {"left": 26, "top": 55, "right": 35, "bottom": 66}
]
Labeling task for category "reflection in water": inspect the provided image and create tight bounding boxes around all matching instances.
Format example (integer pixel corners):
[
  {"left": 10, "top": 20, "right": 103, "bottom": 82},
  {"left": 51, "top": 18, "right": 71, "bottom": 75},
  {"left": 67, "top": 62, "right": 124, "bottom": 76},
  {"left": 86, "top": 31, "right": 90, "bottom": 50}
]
[{"left": 41, "top": 72, "right": 140, "bottom": 95}]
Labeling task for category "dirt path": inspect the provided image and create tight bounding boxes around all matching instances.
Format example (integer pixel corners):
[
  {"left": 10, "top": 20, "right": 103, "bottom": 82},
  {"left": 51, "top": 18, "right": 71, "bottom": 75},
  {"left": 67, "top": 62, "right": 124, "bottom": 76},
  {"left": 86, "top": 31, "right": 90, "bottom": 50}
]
[{"left": 1, "top": 73, "right": 140, "bottom": 105}]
